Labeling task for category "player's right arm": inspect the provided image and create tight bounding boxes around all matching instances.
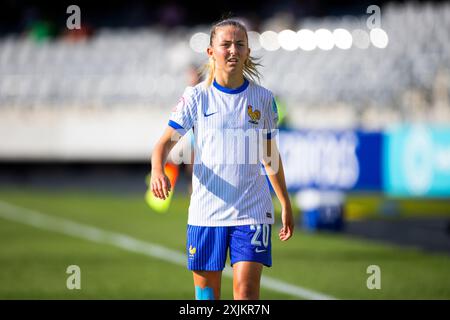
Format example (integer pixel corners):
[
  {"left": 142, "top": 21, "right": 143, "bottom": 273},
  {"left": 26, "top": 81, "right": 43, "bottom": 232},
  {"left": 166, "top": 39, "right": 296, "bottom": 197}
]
[
  {"left": 150, "top": 126, "right": 182, "bottom": 200},
  {"left": 153, "top": 86, "right": 197, "bottom": 199}
]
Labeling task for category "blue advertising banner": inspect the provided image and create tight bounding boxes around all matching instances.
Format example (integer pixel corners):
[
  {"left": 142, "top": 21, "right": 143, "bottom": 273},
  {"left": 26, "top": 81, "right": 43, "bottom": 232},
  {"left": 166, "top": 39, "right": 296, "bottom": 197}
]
[
  {"left": 278, "top": 129, "right": 382, "bottom": 192},
  {"left": 383, "top": 125, "right": 450, "bottom": 197}
]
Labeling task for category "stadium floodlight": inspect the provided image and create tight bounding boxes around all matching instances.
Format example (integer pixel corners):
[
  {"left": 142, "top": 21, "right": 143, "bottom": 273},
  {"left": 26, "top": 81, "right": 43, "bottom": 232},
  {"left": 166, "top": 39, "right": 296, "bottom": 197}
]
[
  {"left": 370, "top": 28, "right": 389, "bottom": 48},
  {"left": 315, "top": 29, "right": 334, "bottom": 51},
  {"left": 247, "top": 31, "right": 262, "bottom": 51},
  {"left": 297, "top": 29, "right": 316, "bottom": 51},
  {"left": 260, "top": 31, "right": 280, "bottom": 51},
  {"left": 278, "top": 29, "right": 299, "bottom": 51},
  {"left": 189, "top": 32, "right": 209, "bottom": 53},
  {"left": 352, "top": 29, "right": 370, "bottom": 49},
  {"left": 333, "top": 28, "right": 353, "bottom": 50}
]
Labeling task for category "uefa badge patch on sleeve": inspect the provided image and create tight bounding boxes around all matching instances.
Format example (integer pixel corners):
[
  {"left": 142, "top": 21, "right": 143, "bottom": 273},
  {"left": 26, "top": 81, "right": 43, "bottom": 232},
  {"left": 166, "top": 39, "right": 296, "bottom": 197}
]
[{"left": 172, "top": 96, "right": 185, "bottom": 112}]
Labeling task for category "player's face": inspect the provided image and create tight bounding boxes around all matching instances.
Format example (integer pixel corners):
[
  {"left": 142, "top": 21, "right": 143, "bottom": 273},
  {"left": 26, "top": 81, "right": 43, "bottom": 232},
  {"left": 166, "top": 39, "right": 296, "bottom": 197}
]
[{"left": 208, "top": 26, "right": 250, "bottom": 75}]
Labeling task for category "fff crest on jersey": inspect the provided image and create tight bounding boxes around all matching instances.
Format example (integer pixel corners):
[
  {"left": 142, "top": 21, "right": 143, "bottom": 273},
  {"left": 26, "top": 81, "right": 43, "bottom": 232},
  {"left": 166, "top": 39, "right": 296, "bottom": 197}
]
[{"left": 247, "top": 105, "right": 261, "bottom": 124}]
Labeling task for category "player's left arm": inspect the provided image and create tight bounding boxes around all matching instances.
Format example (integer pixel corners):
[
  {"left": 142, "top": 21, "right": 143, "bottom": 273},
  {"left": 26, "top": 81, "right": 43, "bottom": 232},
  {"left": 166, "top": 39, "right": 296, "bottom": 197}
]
[{"left": 262, "top": 139, "right": 294, "bottom": 241}]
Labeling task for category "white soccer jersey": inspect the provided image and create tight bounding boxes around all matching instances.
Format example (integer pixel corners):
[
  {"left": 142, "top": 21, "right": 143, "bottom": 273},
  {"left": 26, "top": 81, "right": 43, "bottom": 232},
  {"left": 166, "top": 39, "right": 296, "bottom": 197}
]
[{"left": 168, "top": 79, "right": 278, "bottom": 226}]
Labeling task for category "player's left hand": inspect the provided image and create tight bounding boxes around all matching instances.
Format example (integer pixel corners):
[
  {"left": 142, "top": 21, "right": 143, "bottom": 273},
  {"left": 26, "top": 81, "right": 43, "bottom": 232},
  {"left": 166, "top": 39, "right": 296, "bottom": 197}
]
[{"left": 279, "top": 204, "right": 294, "bottom": 241}]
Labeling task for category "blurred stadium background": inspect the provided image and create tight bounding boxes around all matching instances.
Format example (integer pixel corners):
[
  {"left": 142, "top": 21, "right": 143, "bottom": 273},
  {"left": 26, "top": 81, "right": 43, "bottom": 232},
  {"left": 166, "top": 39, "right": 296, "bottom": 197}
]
[{"left": 0, "top": 0, "right": 449, "bottom": 299}]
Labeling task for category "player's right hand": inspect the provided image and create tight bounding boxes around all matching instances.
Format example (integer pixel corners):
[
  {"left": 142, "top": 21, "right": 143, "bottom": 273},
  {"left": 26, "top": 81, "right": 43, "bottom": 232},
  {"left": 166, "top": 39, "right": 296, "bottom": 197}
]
[{"left": 150, "top": 171, "right": 171, "bottom": 200}]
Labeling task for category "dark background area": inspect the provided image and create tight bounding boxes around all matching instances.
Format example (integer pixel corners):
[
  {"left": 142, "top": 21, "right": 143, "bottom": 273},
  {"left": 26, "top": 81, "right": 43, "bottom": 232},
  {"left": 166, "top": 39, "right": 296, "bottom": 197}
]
[{"left": 0, "top": 0, "right": 446, "bottom": 35}]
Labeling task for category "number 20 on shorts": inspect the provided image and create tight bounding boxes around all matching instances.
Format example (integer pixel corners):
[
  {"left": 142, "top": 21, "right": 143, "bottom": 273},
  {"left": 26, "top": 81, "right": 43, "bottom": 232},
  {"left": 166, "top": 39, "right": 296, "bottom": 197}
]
[{"left": 250, "top": 224, "right": 270, "bottom": 248}]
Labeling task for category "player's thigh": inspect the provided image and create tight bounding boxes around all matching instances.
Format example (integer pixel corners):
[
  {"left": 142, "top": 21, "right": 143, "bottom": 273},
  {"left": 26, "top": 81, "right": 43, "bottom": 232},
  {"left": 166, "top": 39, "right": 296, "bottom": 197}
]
[
  {"left": 229, "top": 224, "right": 272, "bottom": 299},
  {"left": 232, "top": 261, "right": 263, "bottom": 287},
  {"left": 232, "top": 261, "right": 263, "bottom": 299},
  {"left": 229, "top": 224, "right": 272, "bottom": 267},
  {"left": 186, "top": 225, "right": 228, "bottom": 271},
  {"left": 187, "top": 225, "right": 228, "bottom": 300}
]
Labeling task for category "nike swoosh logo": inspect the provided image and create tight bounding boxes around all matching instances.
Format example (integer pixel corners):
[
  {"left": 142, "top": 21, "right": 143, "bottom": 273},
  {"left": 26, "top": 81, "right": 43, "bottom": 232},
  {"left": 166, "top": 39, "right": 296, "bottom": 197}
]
[
  {"left": 255, "top": 248, "right": 267, "bottom": 253},
  {"left": 204, "top": 112, "right": 217, "bottom": 117}
]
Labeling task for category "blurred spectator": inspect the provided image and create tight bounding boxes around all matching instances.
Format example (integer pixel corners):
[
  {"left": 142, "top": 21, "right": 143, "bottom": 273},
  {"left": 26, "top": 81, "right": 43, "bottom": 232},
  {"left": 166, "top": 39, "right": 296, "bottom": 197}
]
[
  {"left": 62, "top": 24, "right": 94, "bottom": 43},
  {"left": 157, "top": 1, "right": 186, "bottom": 29},
  {"left": 261, "top": 10, "right": 296, "bottom": 32},
  {"left": 27, "top": 20, "right": 56, "bottom": 42}
]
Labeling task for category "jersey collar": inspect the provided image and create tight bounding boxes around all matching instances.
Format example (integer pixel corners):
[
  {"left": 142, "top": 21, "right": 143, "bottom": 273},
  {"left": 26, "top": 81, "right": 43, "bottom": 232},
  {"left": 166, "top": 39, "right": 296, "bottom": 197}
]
[{"left": 213, "top": 78, "right": 249, "bottom": 94}]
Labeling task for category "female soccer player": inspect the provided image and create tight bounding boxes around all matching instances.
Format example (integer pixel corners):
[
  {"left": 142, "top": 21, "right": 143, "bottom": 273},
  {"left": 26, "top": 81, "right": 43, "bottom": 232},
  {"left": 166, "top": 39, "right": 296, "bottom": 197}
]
[{"left": 150, "top": 18, "right": 294, "bottom": 300}]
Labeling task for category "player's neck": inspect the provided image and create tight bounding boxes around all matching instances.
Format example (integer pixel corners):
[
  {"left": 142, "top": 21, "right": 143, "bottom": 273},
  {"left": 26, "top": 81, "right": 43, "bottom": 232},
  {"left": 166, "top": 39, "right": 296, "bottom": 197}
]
[{"left": 214, "top": 72, "right": 245, "bottom": 89}]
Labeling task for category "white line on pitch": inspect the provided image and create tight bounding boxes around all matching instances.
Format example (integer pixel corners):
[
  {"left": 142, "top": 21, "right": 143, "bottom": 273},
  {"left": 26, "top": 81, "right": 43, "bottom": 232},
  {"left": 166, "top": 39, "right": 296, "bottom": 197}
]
[{"left": 0, "top": 200, "right": 336, "bottom": 300}]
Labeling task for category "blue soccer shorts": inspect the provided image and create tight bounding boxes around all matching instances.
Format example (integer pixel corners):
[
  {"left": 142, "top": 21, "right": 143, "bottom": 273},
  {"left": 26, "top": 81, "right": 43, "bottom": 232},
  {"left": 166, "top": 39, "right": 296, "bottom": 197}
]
[{"left": 186, "top": 224, "right": 272, "bottom": 271}]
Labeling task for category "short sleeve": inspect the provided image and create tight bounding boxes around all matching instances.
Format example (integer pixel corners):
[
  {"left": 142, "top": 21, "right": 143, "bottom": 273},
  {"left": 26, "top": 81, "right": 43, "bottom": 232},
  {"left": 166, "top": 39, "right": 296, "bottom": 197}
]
[
  {"left": 168, "top": 87, "right": 197, "bottom": 135},
  {"left": 264, "top": 95, "right": 279, "bottom": 139}
]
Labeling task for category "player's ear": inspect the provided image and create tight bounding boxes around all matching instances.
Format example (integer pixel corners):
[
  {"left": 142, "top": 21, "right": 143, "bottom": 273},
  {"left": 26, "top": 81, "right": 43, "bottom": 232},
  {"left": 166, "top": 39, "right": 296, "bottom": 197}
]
[{"left": 206, "top": 46, "right": 214, "bottom": 58}]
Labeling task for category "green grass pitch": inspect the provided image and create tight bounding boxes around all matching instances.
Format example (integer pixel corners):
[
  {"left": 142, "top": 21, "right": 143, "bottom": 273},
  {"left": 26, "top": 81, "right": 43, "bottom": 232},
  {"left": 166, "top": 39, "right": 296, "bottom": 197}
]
[{"left": 0, "top": 188, "right": 449, "bottom": 299}]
